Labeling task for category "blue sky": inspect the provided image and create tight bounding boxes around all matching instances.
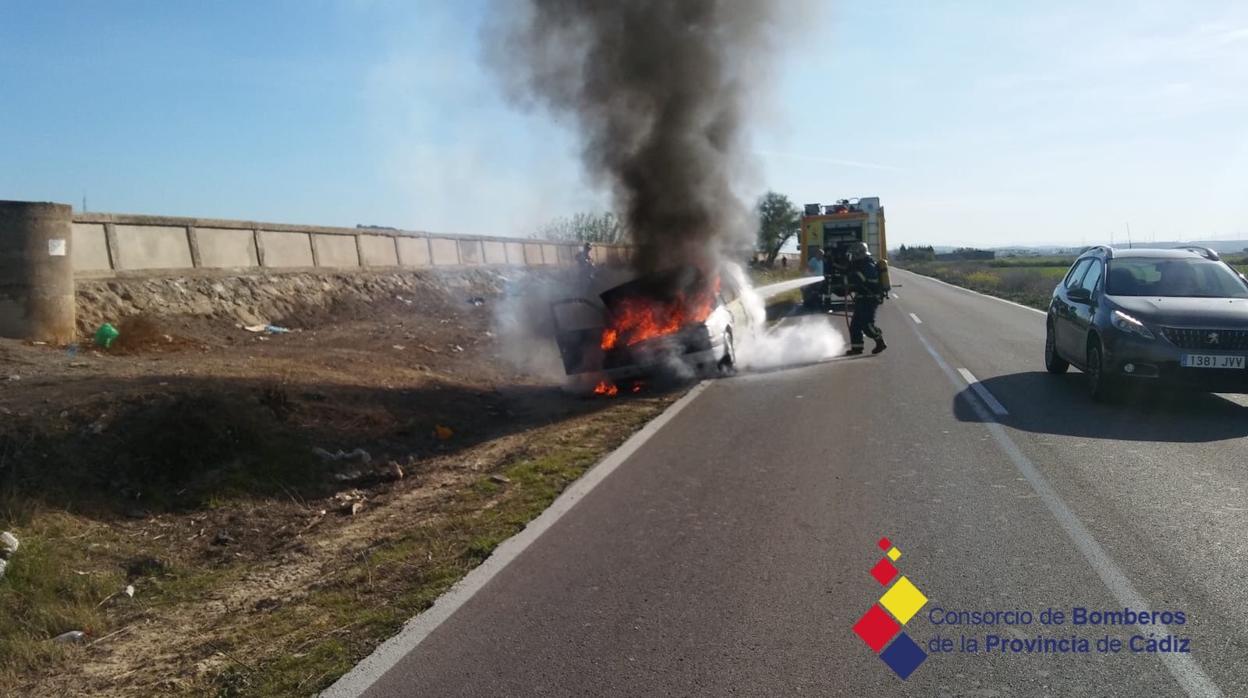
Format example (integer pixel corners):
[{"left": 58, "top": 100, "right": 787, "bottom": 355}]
[{"left": 2, "top": 1, "right": 1246, "bottom": 247}]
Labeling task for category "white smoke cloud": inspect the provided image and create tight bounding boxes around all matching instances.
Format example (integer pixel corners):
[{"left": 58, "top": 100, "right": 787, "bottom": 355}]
[{"left": 730, "top": 267, "right": 847, "bottom": 371}]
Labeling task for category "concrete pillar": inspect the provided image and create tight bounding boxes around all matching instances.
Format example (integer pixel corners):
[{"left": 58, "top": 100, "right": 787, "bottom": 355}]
[
  {"left": 186, "top": 225, "right": 202, "bottom": 268},
  {"left": 0, "top": 201, "right": 76, "bottom": 342}
]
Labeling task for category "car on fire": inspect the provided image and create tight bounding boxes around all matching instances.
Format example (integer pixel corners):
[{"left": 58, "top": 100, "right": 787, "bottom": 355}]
[
  {"left": 552, "top": 265, "right": 759, "bottom": 392},
  {"left": 1045, "top": 245, "right": 1248, "bottom": 400}
]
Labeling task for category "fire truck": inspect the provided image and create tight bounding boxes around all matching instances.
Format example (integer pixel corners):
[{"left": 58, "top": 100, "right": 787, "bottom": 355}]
[{"left": 799, "top": 196, "right": 889, "bottom": 309}]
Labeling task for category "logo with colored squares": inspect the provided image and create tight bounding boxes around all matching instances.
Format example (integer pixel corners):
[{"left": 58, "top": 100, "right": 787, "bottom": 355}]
[{"left": 852, "top": 537, "right": 929, "bottom": 679}]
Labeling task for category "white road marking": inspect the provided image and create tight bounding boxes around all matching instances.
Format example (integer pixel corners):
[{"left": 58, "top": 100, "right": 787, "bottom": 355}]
[
  {"left": 895, "top": 268, "right": 1048, "bottom": 316},
  {"left": 909, "top": 312, "right": 922, "bottom": 324},
  {"left": 892, "top": 292, "right": 900, "bottom": 299},
  {"left": 913, "top": 328, "right": 1223, "bottom": 698},
  {"left": 322, "top": 380, "right": 714, "bottom": 697},
  {"left": 956, "top": 367, "right": 1008, "bottom": 416}
]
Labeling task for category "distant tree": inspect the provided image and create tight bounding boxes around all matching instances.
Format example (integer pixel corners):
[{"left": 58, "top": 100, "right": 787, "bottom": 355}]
[
  {"left": 939, "top": 247, "right": 995, "bottom": 261},
  {"left": 533, "top": 212, "right": 628, "bottom": 244},
  {"left": 755, "top": 191, "right": 800, "bottom": 266},
  {"left": 894, "top": 244, "right": 936, "bottom": 262}
]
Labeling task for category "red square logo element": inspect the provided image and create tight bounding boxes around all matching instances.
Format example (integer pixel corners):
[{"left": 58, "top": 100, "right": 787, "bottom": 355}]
[
  {"left": 870, "top": 557, "right": 898, "bottom": 586},
  {"left": 853, "top": 604, "right": 900, "bottom": 652},
  {"left": 877, "top": 537, "right": 892, "bottom": 551}
]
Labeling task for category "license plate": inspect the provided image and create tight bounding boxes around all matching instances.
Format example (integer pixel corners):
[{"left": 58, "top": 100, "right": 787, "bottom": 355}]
[{"left": 1181, "top": 354, "right": 1246, "bottom": 369}]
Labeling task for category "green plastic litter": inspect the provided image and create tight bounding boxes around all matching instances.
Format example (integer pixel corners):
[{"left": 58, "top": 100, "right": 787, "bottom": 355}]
[{"left": 94, "top": 323, "right": 120, "bottom": 348}]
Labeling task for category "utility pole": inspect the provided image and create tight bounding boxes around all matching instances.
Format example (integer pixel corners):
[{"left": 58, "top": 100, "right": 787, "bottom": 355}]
[
  {"left": 1126, "top": 222, "right": 1133, "bottom": 249},
  {"left": 82, "top": 191, "right": 87, "bottom": 213}
]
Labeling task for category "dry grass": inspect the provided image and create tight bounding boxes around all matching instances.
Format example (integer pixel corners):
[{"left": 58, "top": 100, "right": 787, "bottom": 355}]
[{"left": 899, "top": 260, "right": 1069, "bottom": 310}]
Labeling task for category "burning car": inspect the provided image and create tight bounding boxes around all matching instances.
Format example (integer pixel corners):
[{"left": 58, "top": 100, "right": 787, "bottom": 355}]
[{"left": 552, "top": 265, "right": 758, "bottom": 392}]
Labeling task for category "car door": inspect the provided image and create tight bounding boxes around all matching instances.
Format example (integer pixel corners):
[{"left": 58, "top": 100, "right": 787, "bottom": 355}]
[
  {"left": 1069, "top": 259, "right": 1103, "bottom": 353},
  {"left": 1054, "top": 258, "right": 1092, "bottom": 358}
]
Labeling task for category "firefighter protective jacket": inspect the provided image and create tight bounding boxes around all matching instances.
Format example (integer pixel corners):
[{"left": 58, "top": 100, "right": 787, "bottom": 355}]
[{"left": 848, "top": 257, "right": 885, "bottom": 301}]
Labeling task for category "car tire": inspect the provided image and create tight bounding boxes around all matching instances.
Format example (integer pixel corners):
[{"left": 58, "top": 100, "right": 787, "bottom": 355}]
[
  {"left": 1086, "top": 340, "right": 1118, "bottom": 402},
  {"left": 718, "top": 329, "right": 736, "bottom": 375},
  {"left": 1044, "top": 321, "right": 1069, "bottom": 374}
]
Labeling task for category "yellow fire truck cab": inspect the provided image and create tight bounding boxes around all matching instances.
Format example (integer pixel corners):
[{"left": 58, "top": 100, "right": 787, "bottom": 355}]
[
  {"left": 799, "top": 197, "right": 889, "bottom": 308},
  {"left": 799, "top": 197, "right": 887, "bottom": 268}
]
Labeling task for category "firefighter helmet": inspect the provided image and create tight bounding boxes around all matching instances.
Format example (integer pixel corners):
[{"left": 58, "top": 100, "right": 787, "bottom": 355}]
[{"left": 848, "top": 241, "right": 870, "bottom": 260}]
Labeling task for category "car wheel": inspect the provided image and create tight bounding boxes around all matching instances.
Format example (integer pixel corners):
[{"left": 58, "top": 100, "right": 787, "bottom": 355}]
[
  {"left": 1044, "top": 321, "right": 1069, "bottom": 374},
  {"left": 1086, "top": 341, "right": 1118, "bottom": 402},
  {"left": 718, "top": 329, "right": 736, "bottom": 375}
]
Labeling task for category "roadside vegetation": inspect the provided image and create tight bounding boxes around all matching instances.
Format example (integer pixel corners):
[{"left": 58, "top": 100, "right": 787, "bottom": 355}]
[
  {"left": 208, "top": 398, "right": 669, "bottom": 696},
  {"left": 895, "top": 257, "right": 1073, "bottom": 310},
  {"left": 0, "top": 273, "right": 688, "bottom": 697},
  {"left": 1, "top": 375, "right": 676, "bottom": 696}
]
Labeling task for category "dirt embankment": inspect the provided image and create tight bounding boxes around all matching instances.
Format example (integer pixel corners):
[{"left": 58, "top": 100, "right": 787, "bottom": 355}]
[{"left": 0, "top": 268, "right": 678, "bottom": 696}]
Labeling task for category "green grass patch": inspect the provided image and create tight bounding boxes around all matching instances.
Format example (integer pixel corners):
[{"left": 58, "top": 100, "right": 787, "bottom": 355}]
[
  {"left": 0, "top": 509, "right": 239, "bottom": 688},
  {"left": 0, "top": 515, "right": 124, "bottom": 681}
]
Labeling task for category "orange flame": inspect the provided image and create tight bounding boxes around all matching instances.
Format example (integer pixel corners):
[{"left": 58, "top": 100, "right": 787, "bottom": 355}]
[
  {"left": 601, "top": 328, "right": 619, "bottom": 351},
  {"left": 593, "top": 380, "right": 619, "bottom": 396},
  {"left": 600, "top": 276, "right": 720, "bottom": 350}
]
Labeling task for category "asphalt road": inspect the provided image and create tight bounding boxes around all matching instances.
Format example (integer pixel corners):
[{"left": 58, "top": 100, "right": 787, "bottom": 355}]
[{"left": 336, "top": 268, "right": 1248, "bottom": 697}]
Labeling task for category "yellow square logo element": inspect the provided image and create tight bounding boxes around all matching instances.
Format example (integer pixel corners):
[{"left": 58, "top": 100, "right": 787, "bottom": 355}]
[
  {"left": 887, "top": 547, "right": 901, "bottom": 561},
  {"left": 879, "top": 576, "right": 927, "bottom": 624}
]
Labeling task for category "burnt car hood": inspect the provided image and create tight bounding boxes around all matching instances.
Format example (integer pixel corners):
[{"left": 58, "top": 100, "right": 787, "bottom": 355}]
[{"left": 1111, "top": 296, "right": 1248, "bottom": 327}]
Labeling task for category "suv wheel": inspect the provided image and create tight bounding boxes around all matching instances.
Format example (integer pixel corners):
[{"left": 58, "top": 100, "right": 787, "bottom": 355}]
[
  {"left": 1044, "top": 321, "right": 1069, "bottom": 374},
  {"left": 1086, "top": 341, "right": 1118, "bottom": 402}
]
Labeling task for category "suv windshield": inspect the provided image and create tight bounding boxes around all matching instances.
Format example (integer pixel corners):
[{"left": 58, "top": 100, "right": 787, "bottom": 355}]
[{"left": 1105, "top": 258, "right": 1248, "bottom": 298}]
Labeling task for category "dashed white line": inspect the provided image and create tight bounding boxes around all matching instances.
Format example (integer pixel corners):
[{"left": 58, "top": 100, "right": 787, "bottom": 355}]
[
  {"left": 911, "top": 329, "right": 1222, "bottom": 698},
  {"left": 908, "top": 312, "right": 922, "bottom": 324},
  {"left": 957, "top": 367, "right": 1009, "bottom": 416},
  {"left": 891, "top": 292, "right": 900, "bottom": 299}
]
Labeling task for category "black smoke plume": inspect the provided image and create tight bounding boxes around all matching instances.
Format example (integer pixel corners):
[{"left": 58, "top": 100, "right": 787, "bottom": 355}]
[{"left": 489, "top": 0, "right": 794, "bottom": 276}]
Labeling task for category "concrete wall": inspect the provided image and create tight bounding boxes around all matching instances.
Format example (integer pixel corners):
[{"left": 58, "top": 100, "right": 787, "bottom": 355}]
[
  {"left": 198, "top": 227, "right": 259, "bottom": 268},
  {"left": 67, "top": 210, "right": 629, "bottom": 278},
  {"left": 429, "top": 238, "right": 459, "bottom": 266},
  {"left": 396, "top": 237, "right": 431, "bottom": 267},
  {"left": 115, "top": 224, "right": 193, "bottom": 270},
  {"left": 483, "top": 241, "right": 507, "bottom": 265},
  {"left": 458, "top": 239, "right": 483, "bottom": 266},
  {"left": 260, "top": 231, "right": 314, "bottom": 268},
  {"left": 359, "top": 235, "right": 399, "bottom": 266},
  {"left": 71, "top": 222, "right": 111, "bottom": 271},
  {"left": 312, "top": 234, "right": 360, "bottom": 268},
  {"left": 505, "top": 242, "right": 525, "bottom": 265}
]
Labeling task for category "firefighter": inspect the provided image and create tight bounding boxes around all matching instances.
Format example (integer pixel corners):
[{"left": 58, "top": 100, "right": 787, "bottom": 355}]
[
  {"left": 807, "top": 246, "right": 824, "bottom": 275},
  {"left": 575, "top": 242, "right": 594, "bottom": 269},
  {"left": 844, "top": 241, "right": 887, "bottom": 355}
]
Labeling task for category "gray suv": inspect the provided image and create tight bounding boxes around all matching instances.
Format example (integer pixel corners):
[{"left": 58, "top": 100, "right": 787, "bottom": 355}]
[{"left": 1045, "top": 246, "right": 1248, "bottom": 400}]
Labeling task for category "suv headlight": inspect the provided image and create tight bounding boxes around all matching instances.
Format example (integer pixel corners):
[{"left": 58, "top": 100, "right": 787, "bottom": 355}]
[{"left": 1111, "top": 310, "right": 1155, "bottom": 340}]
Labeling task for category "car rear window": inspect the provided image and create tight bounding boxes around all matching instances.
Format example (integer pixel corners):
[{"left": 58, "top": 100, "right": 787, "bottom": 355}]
[{"left": 1106, "top": 258, "right": 1248, "bottom": 298}]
